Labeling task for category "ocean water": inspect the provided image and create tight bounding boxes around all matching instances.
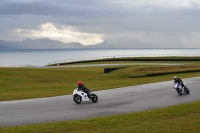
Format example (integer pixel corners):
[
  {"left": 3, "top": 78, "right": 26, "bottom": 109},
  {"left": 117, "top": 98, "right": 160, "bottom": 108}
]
[{"left": 0, "top": 49, "right": 200, "bottom": 67}]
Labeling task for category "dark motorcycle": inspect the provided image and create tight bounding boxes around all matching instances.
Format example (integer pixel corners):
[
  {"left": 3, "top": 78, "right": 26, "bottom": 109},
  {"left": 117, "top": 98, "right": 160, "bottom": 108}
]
[{"left": 174, "top": 83, "right": 190, "bottom": 95}]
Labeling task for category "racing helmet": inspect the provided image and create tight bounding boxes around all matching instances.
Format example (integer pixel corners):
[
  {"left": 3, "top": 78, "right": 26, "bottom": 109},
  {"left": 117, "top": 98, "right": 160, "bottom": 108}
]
[
  {"left": 78, "top": 81, "right": 83, "bottom": 87},
  {"left": 174, "top": 76, "right": 177, "bottom": 80}
]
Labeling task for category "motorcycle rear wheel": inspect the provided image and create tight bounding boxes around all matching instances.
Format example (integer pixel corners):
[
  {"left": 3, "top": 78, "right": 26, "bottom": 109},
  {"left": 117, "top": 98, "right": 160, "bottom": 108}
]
[
  {"left": 185, "top": 87, "right": 190, "bottom": 94},
  {"left": 91, "top": 94, "right": 98, "bottom": 102}
]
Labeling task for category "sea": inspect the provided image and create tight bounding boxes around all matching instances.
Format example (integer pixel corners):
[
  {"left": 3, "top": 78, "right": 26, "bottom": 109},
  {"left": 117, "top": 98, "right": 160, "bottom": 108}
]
[{"left": 0, "top": 48, "right": 200, "bottom": 67}]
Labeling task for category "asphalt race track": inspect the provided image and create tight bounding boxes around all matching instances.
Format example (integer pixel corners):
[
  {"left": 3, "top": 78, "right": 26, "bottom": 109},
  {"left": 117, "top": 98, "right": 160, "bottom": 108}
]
[{"left": 0, "top": 77, "right": 200, "bottom": 127}]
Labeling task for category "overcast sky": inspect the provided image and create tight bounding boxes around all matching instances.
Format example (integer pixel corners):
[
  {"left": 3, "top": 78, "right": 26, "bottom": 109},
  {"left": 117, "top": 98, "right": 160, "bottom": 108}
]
[{"left": 0, "top": 0, "right": 200, "bottom": 47}]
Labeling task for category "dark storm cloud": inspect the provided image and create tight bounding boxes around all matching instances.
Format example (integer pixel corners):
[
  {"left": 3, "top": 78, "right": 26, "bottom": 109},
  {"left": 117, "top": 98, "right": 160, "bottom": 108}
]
[
  {"left": 0, "top": 0, "right": 112, "bottom": 17},
  {"left": 1, "top": 0, "right": 200, "bottom": 32},
  {"left": 0, "top": 0, "right": 118, "bottom": 30}
]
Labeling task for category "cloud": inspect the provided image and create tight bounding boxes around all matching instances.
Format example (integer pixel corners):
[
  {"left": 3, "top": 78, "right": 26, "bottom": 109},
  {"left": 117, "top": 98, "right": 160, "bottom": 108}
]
[
  {"left": 13, "top": 23, "right": 103, "bottom": 45},
  {"left": 102, "top": 31, "right": 200, "bottom": 48},
  {"left": 108, "top": 0, "right": 200, "bottom": 9},
  {"left": 0, "top": 0, "right": 200, "bottom": 47}
]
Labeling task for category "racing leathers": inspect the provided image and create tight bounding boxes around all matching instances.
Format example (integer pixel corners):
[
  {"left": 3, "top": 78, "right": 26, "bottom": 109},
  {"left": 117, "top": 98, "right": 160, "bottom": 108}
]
[
  {"left": 78, "top": 84, "right": 90, "bottom": 98},
  {"left": 174, "top": 78, "right": 185, "bottom": 92}
]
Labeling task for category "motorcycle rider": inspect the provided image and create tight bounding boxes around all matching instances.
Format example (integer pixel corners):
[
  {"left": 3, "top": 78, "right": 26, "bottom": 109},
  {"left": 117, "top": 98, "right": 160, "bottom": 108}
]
[
  {"left": 77, "top": 81, "right": 90, "bottom": 98},
  {"left": 174, "top": 76, "right": 185, "bottom": 93}
]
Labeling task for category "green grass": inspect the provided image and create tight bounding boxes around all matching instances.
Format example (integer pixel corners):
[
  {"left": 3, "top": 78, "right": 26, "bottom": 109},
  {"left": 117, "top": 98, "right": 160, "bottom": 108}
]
[
  {"left": 0, "top": 100, "right": 200, "bottom": 133},
  {"left": 113, "top": 65, "right": 200, "bottom": 78},
  {"left": 1, "top": 64, "right": 200, "bottom": 101},
  {"left": 1, "top": 61, "right": 200, "bottom": 132}
]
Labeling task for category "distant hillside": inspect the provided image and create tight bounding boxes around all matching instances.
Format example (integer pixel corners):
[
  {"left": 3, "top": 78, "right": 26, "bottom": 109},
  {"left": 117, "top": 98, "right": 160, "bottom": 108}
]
[
  {"left": 85, "top": 40, "right": 150, "bottom": 49},
  {"left": 0, "top": 38, "right": 182, "bottom": 49},
  {"left": 0, "top": 38, "right": 84, "bottom": 49},
  {"left": 0, "top": 40, "right": 19, "bottom": 49}
]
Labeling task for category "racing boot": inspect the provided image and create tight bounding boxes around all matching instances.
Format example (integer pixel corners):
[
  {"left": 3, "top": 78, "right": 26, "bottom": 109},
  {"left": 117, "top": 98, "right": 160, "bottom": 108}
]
[{"left": 87, "top": 92, "right": 91, "bottom": 98}]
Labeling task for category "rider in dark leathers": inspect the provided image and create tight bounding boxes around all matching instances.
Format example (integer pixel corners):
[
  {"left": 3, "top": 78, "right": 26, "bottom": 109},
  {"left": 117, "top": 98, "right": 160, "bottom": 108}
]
[
  {"left": 77, "top": 81, "right": 90, "bottom": 98},
  {"left": 174, "top": 76, "right": 185, "bottom": 89}
]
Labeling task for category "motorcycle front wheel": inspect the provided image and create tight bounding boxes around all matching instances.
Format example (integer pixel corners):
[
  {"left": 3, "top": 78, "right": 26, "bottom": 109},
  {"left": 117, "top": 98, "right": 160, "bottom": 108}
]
[
  {"left": 176, "top": 88, "right": 182, "bottom": 95},
  {"left": 91, "top": 94, "right": 98, "bottom": 102},
  {"left": 73, "top": 94, "right": 82, "bottom": 104}
]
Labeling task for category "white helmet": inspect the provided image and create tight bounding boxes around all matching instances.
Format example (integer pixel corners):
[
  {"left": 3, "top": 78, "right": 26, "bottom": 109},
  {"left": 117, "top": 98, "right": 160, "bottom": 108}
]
[{"left": 174, "top": 76, "right": 177, "bottom": 80}]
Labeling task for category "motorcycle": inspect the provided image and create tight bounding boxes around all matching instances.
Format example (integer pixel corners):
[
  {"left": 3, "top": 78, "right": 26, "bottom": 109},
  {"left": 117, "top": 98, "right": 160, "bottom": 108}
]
[
  {"left": 73, "top": 88, "right": 98, "bottom": 104},
  {"left": 174, "top": 83, "right": 190, "bottom": 95}
]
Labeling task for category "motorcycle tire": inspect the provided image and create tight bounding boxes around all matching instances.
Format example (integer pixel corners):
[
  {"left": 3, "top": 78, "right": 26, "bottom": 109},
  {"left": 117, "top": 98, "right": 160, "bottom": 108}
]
[
  {"left": 91, "top": 94, "right": 98, "bottom": 102},
  {"left": 185, "top": 87, "right": 190, "bottom": 94},
  {"left": 73, "top": 94, "right": 82, "bottom": 104},
  {"left": 176, "top": 88, "right": 182, "bottom": 95}
]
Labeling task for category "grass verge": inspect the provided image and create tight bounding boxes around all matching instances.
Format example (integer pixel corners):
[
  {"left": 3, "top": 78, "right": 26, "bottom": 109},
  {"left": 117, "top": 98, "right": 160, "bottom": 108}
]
[
  {"left": 0, "top": 100, "right": 200, "bottom": 133},
  {"left": 1, "top": 64, "right": 200, "bottom": 101}
]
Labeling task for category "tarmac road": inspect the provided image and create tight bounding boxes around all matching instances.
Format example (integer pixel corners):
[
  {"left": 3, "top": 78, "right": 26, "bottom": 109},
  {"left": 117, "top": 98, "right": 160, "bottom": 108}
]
[
  {"left": 44, "top": 62, "right": 184, "bottom": 68},
  {"left": 0, "top": 76, "right": 200, "bottom": 127}
]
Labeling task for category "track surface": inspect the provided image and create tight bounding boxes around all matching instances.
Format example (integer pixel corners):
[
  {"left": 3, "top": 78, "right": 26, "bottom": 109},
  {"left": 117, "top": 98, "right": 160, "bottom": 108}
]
[
  {"left": 0, "top": 77, "right": 200, "bottom": 127},
  {"left": 44, "top": 62, "right": 183, "bottom": 68}
]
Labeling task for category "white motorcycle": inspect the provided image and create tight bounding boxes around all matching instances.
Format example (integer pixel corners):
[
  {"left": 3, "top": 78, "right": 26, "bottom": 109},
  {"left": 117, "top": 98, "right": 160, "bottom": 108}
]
[
  {"left": 174, "top": 83, "right": 190, "bottom": 95},
  {"left": 73, "top": 88, "right": 98, "bottom": 104}
]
